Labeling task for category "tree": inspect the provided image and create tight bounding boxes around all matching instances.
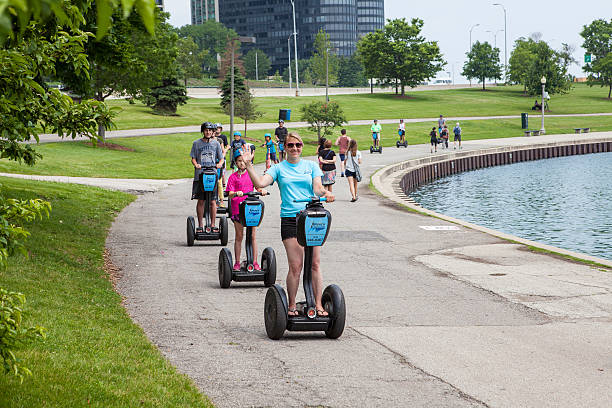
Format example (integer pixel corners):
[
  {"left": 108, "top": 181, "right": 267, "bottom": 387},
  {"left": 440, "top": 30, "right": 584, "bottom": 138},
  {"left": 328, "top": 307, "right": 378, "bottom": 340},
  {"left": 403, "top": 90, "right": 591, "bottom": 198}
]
[
  {"left": 581, "top": 19, "right": 612, "bottom": 98},
  {"left": 243, "top": 49, "right": 271, "bottom": 80},
  {"left": 0, "top": 0, "right": 156, "bottom": 381},
  {"left": 176, "top": 37, "right": 207, "bottom": 87},
  {"left": 508, "top": 37, "right": 538, "bottom": 93},
  {"left": 337, "top": 55, "right": 368, "bottom": 87},
  {"left": 525, "top": 41, "right": 572, "bottom": 96},
  {"left": 177, "top": 21, "right": 237, "bottom": 74},
  {"left": 462, "top": 41, "right": 503, "bottom": 90},
  {"left": 300, "top": 102, "right": 347, "bottom": 141},
  {"left": 308, "top": 29, "right": 339, "bottom": 86},
  {"left": 219, "top": 66, "right": 249, "bottom": 110},
  {"left": 224, "top": 91, "right": 262, "bottom": 137},
  {"left": 357, "top": 18, "right": 444, "bottom": 95},
  {"left": 142, "top": 78, "right": 188, "bottom": 115}
]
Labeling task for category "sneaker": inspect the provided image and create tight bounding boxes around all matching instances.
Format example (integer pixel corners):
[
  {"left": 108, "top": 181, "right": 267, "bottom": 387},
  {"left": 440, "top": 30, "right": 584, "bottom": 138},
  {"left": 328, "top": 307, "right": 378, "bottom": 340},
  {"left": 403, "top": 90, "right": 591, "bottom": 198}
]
[
  {"left": 253, "top": 262, "right": 261, "bottom": 271},
  {"left": 233, "top": 262, "right": 241, "bottom": 271}
]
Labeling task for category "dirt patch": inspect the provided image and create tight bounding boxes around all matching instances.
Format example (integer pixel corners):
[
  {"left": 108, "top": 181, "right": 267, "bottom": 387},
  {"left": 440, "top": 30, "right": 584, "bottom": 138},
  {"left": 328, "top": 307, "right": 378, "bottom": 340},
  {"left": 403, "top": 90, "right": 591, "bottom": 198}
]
[
  {"left": 103, "top": 248, "right": 122, "bottom": 290},
  {"left": 86, "top": 142, "right": 135, "bottom": 151}
]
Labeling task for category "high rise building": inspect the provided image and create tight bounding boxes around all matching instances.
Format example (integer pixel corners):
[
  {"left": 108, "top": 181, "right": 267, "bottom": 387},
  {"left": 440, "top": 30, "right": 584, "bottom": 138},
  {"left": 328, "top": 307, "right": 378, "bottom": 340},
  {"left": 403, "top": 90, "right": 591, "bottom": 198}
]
[
  {"left": 218, "top": 0, "right": 384, "bottom": 75},
  {"left": 155, "top": 0, "right": 164, "bottom": 10},
  {"left": 191, "top": 0, "right": 219, "bottom": 24}
]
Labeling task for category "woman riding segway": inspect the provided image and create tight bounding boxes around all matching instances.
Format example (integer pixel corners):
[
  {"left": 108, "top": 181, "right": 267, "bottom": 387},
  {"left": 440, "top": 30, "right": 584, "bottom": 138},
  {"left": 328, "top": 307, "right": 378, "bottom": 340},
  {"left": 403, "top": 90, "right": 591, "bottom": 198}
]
[{"left": 239, "top": 133, "right": 334, "bottom": 319}]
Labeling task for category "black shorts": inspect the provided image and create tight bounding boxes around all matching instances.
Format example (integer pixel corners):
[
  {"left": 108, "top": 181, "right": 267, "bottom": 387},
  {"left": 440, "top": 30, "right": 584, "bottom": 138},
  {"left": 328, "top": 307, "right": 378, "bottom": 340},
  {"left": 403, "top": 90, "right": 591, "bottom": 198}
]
[
  {"left": 268, "top": 152, "right": 277, "bottom": 162},
  {"left": 345, "top": 169, "right": 356, "bottom": 178},
  {"left": 430, "top": 138, "right": 438, "bottom": 146},
  {"left": 191, "top": 180, "right": 219, "bottom": 202},
  {"left": 281, "top": 216, "right": 298, "bottom": 241},
  {"left": 454, "top": 135, "right": 461, "bottom": 141}
]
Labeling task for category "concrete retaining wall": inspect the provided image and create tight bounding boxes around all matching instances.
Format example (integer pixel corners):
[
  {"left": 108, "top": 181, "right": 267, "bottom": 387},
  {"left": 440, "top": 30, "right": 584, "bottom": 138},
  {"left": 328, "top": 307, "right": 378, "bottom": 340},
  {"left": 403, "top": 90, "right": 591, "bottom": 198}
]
[{"left": 398, "top": 140, "right": 612, "bottom": 195}]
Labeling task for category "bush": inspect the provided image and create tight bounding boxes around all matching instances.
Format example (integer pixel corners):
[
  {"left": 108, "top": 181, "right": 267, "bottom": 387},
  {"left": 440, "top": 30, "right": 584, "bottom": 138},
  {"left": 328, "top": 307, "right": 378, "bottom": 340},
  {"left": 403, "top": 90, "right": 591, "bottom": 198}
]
[{"left": 142, "top": 78, "right": 188, "bottom": 115}]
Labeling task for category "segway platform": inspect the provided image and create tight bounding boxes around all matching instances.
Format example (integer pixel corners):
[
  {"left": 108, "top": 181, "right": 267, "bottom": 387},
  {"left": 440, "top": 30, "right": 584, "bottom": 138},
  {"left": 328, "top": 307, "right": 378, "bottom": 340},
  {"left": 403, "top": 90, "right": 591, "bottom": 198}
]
[{"left": 187, "top": 168, "right": 228, "bottom": 246}]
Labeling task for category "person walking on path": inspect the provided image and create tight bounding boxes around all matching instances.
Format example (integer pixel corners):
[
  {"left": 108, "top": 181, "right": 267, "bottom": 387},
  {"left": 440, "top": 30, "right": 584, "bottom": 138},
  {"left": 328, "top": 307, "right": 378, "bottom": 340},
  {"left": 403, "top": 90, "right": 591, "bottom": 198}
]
[
  {"left": 261, "top": 133, "right": 279, "bottom": 172},
  {"left": 226, "top": 150, "right": 268, "bottom": 271},
  {"left": 437, "top": 114, "right": 446, "bottom": 136},
  {"left": 190, "top": 122, "right": 225, "bottom": 233},
  {"left": 344, "top": 139, "right": 362, "bottom": 202},
  {"left": 275, "top": 120, "right": 288, "bottom": 161},
  {"left": 398, "top": 119, "right": 406, "bottom": 143},
  {"left": 453, "top": 122, "right": 462, "bottom": 150},
  {"left": 239, "top": 132, "right": 334, "bottom": 317},
  {"left": 318, "top": 139, "right": 337, "bottom": 192},
  {"left": 440, "top": 125, "right": 450, "bottom": 149},
  {"left": 429, "top": 127, "right": 438, "bottom": 153},
  {"left": 335, "top": 129, "right": 351, "bottom": 177},
  {"left": 371, "top": 119, "right": 382, "bottom": 148}
]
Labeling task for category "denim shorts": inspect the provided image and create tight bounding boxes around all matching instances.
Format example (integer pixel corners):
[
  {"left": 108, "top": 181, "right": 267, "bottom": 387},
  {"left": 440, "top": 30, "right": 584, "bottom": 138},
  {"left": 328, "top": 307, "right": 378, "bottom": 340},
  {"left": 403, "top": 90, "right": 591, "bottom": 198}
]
[
  {"left": 345, "top": 169, "right": 356, "bottom": 178},
  {"left": 339, "top": 153, "right": 346, "bottom": 161}
]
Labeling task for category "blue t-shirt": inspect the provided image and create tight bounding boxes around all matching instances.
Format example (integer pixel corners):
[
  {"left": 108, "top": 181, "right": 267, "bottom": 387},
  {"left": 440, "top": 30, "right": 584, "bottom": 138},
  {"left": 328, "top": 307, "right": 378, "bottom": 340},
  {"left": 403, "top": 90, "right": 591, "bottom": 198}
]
[
  {"left": 265, "top": 140, "right": 276, "bottom": 154},
  {"left": 267, "top": 159, "right": 323, "bottom": 217}
]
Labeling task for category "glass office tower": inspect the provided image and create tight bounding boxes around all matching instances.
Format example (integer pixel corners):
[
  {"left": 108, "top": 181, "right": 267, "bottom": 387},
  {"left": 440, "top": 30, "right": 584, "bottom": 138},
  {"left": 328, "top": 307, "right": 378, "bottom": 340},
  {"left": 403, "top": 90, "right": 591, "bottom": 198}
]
[
  {"left": 218, "top": 0, "right": 384, "bottom": 74},
  {"left": 191, "top": 0, "right": 219, "bottom": 24}
]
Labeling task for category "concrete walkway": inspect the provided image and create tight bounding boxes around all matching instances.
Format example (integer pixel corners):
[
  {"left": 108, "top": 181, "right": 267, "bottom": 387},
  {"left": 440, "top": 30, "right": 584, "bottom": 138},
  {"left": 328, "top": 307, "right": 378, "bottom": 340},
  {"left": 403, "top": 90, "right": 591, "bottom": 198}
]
[
  {"left": 96, "top": 132, "right": 611, "bottom": 407},
  {"left": 36, "top": 112, "right": 612, "bottom": 144}
]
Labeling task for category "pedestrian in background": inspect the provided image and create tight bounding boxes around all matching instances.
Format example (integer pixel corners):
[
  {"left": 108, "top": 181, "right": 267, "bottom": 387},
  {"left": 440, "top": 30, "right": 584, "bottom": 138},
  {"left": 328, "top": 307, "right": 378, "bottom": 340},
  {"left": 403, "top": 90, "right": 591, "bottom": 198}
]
[
  {"left": 453, "top": 122, "right": 462, "bottom": 150},
  {"left": 441, "top": 125, "right": 449, "bottom": 149},
  {"left": 275, "top": 119, "right": 288, "bottom": 161},
  {"left": 318, "top": 139, "right": 336, "bottom": 192},
  {"left": 344, "top": 139, "right": 362, "bottom": 202},
  {"left": 429, "top": 127, "right": 438, "bottom": 153},
  {"left": 335, "top": 129, "right": 351, "bottom": 177}
]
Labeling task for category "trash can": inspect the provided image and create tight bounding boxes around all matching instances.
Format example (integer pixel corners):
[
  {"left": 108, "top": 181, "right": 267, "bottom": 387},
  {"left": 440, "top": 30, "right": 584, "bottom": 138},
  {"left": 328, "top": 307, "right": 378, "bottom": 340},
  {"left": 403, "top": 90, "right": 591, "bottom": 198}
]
[
  {"left": 279, "top": 109, "right": 291, "bottom": 121},
  {"left": 521, "top": 113, "right": 528, "bottom": 129}
]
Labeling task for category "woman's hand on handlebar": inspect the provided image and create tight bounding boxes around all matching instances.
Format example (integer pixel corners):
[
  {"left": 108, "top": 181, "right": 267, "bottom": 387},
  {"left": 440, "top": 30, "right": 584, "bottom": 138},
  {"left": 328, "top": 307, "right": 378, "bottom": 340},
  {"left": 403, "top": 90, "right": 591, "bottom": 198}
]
[
  {"left": 236, "top": 191, "right": 243, "bottom": 197},
  {"left": 259, "top": 188, "right": 268, "bottom": 196},
  {"left": 322, "top": 191, "right": 335, "bottom": 203},
  {"left": 195, "top": 163, "right": 202, "bottom": 169}
]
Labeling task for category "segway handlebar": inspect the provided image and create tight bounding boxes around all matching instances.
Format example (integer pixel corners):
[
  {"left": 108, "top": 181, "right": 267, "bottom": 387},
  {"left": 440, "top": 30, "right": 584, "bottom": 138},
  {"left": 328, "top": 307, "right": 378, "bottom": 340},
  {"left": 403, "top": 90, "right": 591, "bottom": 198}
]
[
  {"left": 244, "top": 191, "right": 268, "bottom": 197},
  {"left": 294, "top": 196, "right": 327, "bottom": 203}
]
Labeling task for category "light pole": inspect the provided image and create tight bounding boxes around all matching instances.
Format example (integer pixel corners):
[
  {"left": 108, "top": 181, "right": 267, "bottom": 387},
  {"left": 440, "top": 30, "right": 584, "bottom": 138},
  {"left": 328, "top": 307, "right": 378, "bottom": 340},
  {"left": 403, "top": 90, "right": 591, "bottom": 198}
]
[
  {"left": 469, "top": 24, "right": 480, "bottom": 86},
  {"left": 540, "top": 76, "right": 546, "bottom": 134},
  {"left": 230, "top": 36, "right": 256, "bottom": 138},
  {"left": 288, "top": 36, "right": 292, "bottom": 91},
  {"left": 493, "top": 3, "right": 507, "bottom": 82},
  {"left": 486, "top": 29, "right": 504, "bottom": 84},
  {"left": 255, "top": 50, "right": 258, "bottom": 81},
  {"left": 290, "top": 0, "right": 299, "bottom": 96},
  {"left": 325, "top": 46, "right": 329, "bottom": 103}
]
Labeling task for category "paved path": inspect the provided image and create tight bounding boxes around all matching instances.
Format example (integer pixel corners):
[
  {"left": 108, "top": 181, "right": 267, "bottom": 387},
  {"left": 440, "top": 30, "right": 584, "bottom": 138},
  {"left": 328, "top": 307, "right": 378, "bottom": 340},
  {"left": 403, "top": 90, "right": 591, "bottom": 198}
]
[
  {"left": 36, "top": 112, "right": 612, "bottom": 144},
  {"left": 98, "top": 132, "right": 611, "bottom": 407}
]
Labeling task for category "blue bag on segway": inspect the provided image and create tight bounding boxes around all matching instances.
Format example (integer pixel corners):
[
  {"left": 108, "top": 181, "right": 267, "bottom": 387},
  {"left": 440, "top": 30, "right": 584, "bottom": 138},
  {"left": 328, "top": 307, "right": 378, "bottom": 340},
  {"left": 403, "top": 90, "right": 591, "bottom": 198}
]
[
  {"left": 239, "top": 197, "right": 265, "bottom": 227},
  {"left": 296, "top": 203, "right": 332, "bottom": 247},
  {"left": 200, "top": 168, "right": 217, "bottom": 192}
]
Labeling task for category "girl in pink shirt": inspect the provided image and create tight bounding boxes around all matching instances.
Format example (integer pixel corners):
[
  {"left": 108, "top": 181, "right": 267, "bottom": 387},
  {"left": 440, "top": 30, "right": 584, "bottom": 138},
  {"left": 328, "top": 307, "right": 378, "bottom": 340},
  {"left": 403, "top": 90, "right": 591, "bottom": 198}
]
[{"left": 226, "top": 151, "right": 267, "bottom": 271}]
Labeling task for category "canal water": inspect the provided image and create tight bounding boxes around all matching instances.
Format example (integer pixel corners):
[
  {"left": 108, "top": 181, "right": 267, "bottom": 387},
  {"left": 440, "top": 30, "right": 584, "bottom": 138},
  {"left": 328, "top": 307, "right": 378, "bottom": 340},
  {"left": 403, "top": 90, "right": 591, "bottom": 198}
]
[{"left": 409, "top": 152, "right": 612, "bottom": 261}]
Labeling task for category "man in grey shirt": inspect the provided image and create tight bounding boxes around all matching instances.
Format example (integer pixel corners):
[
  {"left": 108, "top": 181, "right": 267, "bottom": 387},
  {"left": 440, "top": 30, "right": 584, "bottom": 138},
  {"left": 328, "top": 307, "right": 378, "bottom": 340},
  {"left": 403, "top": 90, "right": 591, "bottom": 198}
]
[
  {"left": 190, "top": 122, "right": 224, "bottom": 232},
  {"left": 437, "top": 114, "right": 446, "bottom": 136}
]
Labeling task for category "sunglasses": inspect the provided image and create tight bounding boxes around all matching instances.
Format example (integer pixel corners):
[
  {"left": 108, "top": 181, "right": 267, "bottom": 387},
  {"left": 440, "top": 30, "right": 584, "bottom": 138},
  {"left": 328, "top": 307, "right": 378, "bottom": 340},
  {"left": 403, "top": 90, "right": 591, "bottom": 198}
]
[{"left": 286, "top": 142, "right": 303, "bottom": 148}]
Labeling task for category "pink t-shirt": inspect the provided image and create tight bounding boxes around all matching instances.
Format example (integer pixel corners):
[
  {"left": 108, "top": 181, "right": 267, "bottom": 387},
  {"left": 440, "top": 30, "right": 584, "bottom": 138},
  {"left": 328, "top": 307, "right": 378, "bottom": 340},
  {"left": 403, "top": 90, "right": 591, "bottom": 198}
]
[
  {"left": 336, "top": 135, "right": 350, "bottom": 154},
  {"left": 226, "top": 170, "right": 255, "bottom": 216}
]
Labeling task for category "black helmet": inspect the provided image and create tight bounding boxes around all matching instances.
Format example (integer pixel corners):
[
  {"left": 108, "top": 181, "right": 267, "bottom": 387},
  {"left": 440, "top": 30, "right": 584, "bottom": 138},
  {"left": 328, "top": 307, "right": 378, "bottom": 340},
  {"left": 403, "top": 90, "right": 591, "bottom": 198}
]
[{"left": 201, "top": 122, "right": 215, "bottom": 132}]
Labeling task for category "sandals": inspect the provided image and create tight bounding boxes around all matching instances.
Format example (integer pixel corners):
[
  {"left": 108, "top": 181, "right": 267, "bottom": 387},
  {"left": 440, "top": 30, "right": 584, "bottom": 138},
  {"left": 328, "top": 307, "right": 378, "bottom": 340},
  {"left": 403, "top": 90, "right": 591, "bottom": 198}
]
[
  {"left": 288, "top": 308, "right": 299, "bottom": 317},
  {"left": 211, "top": 227, "right": 220, "bottom": 233},
  {"left": 317, "top": 309, "right": 329, "bottom": 317}
]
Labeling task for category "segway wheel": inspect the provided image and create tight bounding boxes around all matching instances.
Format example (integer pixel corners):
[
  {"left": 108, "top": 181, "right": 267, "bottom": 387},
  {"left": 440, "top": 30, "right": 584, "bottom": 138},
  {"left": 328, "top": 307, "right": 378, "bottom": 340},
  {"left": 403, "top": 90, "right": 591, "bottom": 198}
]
[
  {"left": 322, "top": 284, "right": 346, "bottom": 339},
  {"left": 369, "top": 146, "right": 373, "bottom": 154},
  {"left": 379, "top": 146, "right": 383, "bottom": 153},
  {"left": 396, "top": 141, "right": 400, "bottom": 148},
  {"left": 219, "top": 216, "right": 228, "bottom": 246},
  {"left": 264, "top": 286, "right": 287, "bottom": 340},
  {"left": 218, "top": 248, "right": 233, "bottom": 288},
  {"left": 262, "top": 247, "right": 277, "bottom": 287},
  {"left": 187, "top": 216, "right": 195, "bottom": 247}
]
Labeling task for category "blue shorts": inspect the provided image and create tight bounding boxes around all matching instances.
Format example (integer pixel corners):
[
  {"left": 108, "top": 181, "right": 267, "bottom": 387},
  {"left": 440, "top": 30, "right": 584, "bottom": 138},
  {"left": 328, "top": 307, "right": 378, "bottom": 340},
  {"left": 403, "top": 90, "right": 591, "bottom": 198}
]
[
  {"left": 268, "top": 152, "right": 277, "bottom": 162},
  {"left": 372, "top": 133, "right": 379, "bottom": 140},
  {"left": 339, "top": 153, "right": 346, "bottom": 161},
  {"left": 278, "top": 142, "right": 284, "bottom": 152}
]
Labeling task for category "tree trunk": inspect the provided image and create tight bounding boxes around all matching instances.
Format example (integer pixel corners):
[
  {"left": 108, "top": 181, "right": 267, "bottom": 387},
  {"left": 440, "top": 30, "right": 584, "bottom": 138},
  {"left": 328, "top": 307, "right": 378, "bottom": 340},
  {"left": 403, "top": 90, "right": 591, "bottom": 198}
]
[
  {"left": 244, "top": 118, "right": 247, "bottom": 136},
  {"left": 370, "top": 78, "right": 373, "bottom": 94},
  {"left": 184, "top": 77, "right": 188, "bottom": 88},
  {"left": 98, "top": 123, "right": 106, "bottom": 142},
  {"left": 482, "top": 77, "right": 486, "bottom": 90},
  {"left": 608, "top": 84, "right": 611, "bottom": 99},
  {"left": 395, "top": 79, "right": 398, "bottom": 94},
  {"left": 401, "top": 82, "right": 405, "bottom": 96}
]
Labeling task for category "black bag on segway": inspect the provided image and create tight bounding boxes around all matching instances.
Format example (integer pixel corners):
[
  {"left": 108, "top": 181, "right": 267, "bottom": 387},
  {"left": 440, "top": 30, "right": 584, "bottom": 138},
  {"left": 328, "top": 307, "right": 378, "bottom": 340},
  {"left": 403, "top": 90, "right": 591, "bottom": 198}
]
[
  {"left": 296, "top": 203, "right": 332, "bottom": 247},
  {"left": 200, "top": 168, "right": 218, "bottom": 192},
  {"left": 239, "top": 197, "right": 265, "bottom": 227}
]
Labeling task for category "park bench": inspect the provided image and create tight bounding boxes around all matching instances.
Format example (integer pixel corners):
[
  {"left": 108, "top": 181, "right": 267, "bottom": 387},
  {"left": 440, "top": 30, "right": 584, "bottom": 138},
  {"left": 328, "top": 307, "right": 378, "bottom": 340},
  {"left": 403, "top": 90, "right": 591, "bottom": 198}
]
[
  {"left": 574, "top": 127, "right": 591, "bottom": 134},
  {"left": 524, "top": 130, "right": 541, "bottom": 136}
]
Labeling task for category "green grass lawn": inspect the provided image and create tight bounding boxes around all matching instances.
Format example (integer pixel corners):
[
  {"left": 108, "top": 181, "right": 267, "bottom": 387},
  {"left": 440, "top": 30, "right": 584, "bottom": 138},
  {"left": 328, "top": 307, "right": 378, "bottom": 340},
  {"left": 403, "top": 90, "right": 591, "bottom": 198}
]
[
  {"left": 0, "top": 179, "right": 211, "bottom": 407},
  {"left": 106, "top": 83, "right": 612, "bottom": 130},
  {"left": 5, "top": 115, "right": 612, "bottom": 179}
]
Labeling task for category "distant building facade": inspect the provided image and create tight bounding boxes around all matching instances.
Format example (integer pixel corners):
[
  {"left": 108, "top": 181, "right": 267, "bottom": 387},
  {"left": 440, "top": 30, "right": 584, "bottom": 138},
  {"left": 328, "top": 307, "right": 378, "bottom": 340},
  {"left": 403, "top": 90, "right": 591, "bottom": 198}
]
[
  {"left": 191, "top": 0, "right": 219, "bottom": 24},
  {"left": 155, "top": 0, "right": 164, "bottom": 10},
  {"left": 217, "top": 0, "right": 384, "bottom": 74}
]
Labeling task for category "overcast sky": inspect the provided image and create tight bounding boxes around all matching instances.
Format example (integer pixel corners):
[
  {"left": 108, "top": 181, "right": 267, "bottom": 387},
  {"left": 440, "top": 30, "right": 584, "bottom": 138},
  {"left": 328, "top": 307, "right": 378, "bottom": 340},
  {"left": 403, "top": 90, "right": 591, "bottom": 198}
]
[{"left": 165, "top": 0, "right": 611, "bottom": 82}]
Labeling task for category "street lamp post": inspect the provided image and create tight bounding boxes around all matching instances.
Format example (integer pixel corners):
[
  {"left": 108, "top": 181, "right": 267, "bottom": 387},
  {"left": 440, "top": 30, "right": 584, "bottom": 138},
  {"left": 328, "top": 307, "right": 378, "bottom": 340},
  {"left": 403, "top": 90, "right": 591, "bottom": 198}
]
[
  {"left": 288, "top": 36, "right": 292, "bottom": 91},
  {"left": 230, "top": 36, "right": 256, "bottom": 138},
  {"left": 325, "top": 46, "right": 329, "bottom": 103},
  {"left": 540, "top": 76, "right": 546, "bottom": 134},
  {"left": 255, "top": 50, "right": 258, "bottom": 81},
  {"left": 469, "top": 24, "right": 480, "bottom": 87},
  {"left": 290, "top": 0, "right": 299, "bottom": 96},
  {"left": 493, "top": 3, "right": 507, "bottom": 82},
  {"left": 486, "top": 29, "right": 504, "bottom": 84}
]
